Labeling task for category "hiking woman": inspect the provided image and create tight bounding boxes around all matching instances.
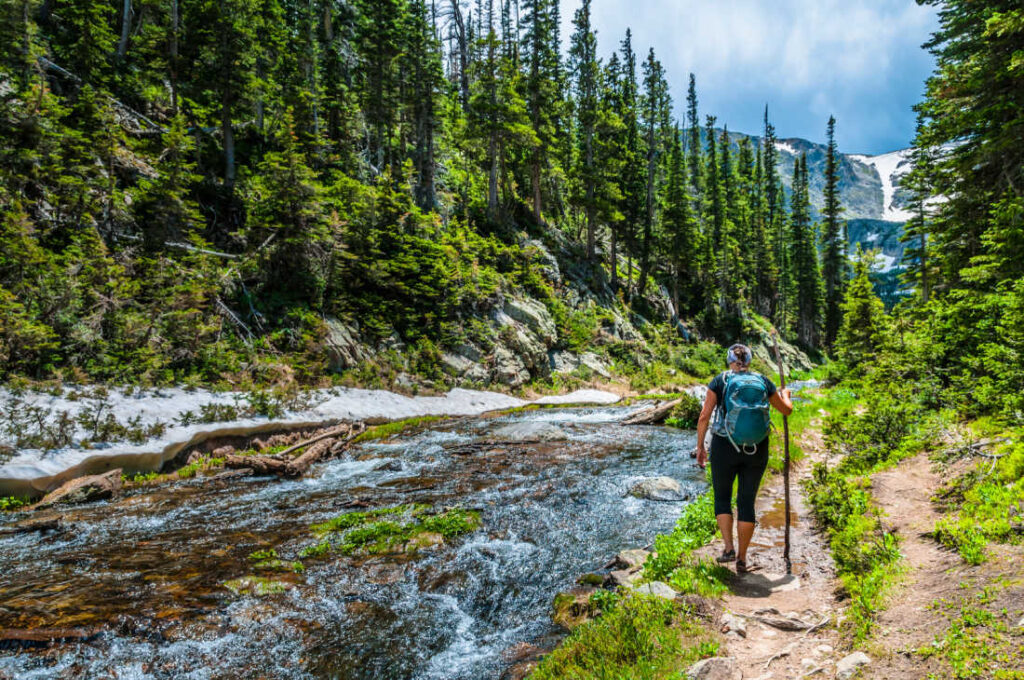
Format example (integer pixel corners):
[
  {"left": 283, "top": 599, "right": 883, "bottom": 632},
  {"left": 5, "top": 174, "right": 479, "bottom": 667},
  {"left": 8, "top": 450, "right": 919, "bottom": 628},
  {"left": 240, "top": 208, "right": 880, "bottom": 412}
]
[{"left": 695, "top": 344, "right": 793, "bottom": 573}]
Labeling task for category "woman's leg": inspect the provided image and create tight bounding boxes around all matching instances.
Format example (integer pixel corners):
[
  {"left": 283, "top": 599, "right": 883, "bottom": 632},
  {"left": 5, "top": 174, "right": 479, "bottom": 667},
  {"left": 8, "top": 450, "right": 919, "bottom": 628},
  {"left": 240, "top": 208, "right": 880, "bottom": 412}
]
[
  {"left": 735, "top": 440, "right": 770, "bottom": 562},
  {"left": 710, "top": 435, "right": 739, "bottom": 553}
]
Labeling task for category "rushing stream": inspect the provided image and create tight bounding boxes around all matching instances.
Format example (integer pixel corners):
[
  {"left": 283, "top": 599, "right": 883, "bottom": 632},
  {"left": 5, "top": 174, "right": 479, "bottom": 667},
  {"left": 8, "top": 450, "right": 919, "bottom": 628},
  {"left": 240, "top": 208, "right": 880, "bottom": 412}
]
[{"left": 0, "top": 405, "right": 703, "bottom": 679}]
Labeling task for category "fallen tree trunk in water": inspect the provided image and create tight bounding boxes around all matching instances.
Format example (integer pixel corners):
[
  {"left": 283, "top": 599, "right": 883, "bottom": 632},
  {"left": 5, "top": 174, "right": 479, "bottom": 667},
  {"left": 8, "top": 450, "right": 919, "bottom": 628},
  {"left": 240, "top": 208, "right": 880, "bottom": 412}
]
[
  {"left": 224, "top": 422, "right": 366, "bottom": 477},
  {"left": 620, "top": 399, "right": 681, "bottom": 426}
]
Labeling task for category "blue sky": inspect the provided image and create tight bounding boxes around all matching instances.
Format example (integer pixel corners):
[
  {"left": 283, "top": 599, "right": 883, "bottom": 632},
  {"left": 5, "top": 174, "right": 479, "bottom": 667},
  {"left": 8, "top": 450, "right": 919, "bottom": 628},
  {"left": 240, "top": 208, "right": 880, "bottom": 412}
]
[{"left": 559, "top": 0, "right": 939, "bottom": 154}]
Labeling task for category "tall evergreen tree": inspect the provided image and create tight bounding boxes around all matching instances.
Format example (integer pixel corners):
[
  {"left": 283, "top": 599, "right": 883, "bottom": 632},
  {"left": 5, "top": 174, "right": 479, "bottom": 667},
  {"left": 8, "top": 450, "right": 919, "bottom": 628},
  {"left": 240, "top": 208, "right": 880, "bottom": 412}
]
[
  {"left": 790, "top": 154, "right": 824, "bottom": 346},
  {"left": 821, "top": 115, "right": 847, "bottom": 349},
  {"left": 568, "top": 0, "right": 600, "bottom": 258},
  {"left": 637, "top": 48, "right": 669, "bottom": 297},
  {"left": 662, "top": 126, "right": 698, "bottom": 314}
]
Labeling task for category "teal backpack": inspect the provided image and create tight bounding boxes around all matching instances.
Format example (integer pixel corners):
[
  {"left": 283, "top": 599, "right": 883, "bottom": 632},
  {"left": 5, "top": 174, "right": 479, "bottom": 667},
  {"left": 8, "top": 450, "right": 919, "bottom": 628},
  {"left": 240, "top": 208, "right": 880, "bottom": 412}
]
[{"left": 714, "top": 370, "right": 771, "bottom": 454}]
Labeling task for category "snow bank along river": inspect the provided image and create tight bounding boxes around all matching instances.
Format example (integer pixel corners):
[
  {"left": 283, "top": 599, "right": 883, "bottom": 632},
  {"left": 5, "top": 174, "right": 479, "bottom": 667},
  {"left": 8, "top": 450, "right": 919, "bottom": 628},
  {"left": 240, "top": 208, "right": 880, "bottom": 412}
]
[{"left": 0, "top": 386, "right": 623, "bottom": 498}]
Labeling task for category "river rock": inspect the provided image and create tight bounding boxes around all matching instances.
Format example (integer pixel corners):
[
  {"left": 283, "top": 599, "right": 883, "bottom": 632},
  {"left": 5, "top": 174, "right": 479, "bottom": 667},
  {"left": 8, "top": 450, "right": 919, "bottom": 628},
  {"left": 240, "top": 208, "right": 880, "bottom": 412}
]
[
  {"left": 373, "top": 459, "right": 403, "bottom": 472},
  {"left": 837, "top": 651, "right": 871, "bottom": 679},
  {"left": 632, "top": 581, "right": 677, "bottom": 601},
  {"left": 31, "top": 469, "right": 122, "bottom": 509},
  {"left": 492, "top": 422, "right": 569, "bottom": 442},
  {"left": 628, "top": 476, "right": 686, "bottom": 502},
  {"left": 605, "top": 569, "right": 641, "bottom": 588},
  {"left": 686, "top": 656, "right": 741, "bottom": 680},
  {"left": 614, "top": 548, "right": 650, "bottom": 570}
]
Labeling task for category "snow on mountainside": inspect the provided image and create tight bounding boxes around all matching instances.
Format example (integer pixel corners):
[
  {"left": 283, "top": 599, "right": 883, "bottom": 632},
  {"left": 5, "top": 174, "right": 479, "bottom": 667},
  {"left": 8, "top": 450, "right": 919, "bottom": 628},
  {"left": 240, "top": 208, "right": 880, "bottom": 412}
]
[{"left": 847, "top": 149, "right": 915, "bottom": 222}]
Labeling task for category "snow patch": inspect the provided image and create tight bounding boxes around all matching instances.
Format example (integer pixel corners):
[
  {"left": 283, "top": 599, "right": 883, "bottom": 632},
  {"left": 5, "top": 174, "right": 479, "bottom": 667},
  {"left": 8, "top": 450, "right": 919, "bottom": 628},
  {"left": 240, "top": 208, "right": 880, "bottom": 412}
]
[
  {"left": 0, "top": 386, "right": 622, "bottom": 497},
  {"left": 853, "top": 149, "right": 914, "bottom": 222},
  {"left": 873, "top": 253, "right": 898, "bottom": 273},
  {"left": 774, "top": 140, "right": 797, "bottom": 156}
]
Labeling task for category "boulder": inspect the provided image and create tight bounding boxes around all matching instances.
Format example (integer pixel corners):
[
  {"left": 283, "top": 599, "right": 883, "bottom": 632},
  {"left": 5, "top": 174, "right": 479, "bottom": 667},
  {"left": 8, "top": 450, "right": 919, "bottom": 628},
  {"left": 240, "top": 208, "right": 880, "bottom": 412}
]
[
  {"left": 686, "top": 657, "right": 741, "bottom": 680},
  {"left": 441, "top": 352, "right": 475, "bottom": 377},
  {"left": 324, "top": 317, "right": 371, "bottom": 372},
  {"left": 504, "top": 298, "right": 557, "bottom": 344},
  {"left": 579, "top": 352, "right": 611, "bottom": 379},
  {"left": 614, "top": 549, "right": 651, "bottom": 571},
  {"left": 628, "top": 476, "right": 686, "bottom": 502},
  {"left": 492, "top": 346, "right": 530, "bottom": 387},
  {"left": 492, "top": 422, "right": 569, "bottom": 442},
  {"left": 32, "top": 469, "right": 123, "bottom": 509},
  {"left": 837, "top": 651, "right": 871, "bottom": 679},
  {"left": 632, "top": 581, "right": 677, "bottom": 600},
  {"left": 605, "top": 570, "right": 641, "bottom": 588},
  {"left": 548, "top": 350, "right": 579, "bottom": 375}
]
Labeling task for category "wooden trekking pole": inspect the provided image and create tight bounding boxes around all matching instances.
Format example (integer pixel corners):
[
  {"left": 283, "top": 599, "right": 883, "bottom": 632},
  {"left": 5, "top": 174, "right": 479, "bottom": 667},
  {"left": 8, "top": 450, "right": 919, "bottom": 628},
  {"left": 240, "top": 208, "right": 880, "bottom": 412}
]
[{"left": 771, "top": 332, "right": 793, "bottom": 576}]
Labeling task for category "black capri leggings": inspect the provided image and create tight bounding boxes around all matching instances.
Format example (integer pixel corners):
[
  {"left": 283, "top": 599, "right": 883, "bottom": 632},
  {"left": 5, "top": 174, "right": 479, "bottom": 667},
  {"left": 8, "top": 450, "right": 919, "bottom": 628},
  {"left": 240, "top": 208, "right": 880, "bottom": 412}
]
[{"left": 710, "top": 433, "right": 769, "bottom": 523}]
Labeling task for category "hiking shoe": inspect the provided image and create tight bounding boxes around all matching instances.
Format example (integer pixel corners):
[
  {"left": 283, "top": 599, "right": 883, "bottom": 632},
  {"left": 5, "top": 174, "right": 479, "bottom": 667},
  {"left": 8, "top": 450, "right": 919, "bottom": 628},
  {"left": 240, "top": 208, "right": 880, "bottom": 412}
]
[
  {"left": 735, "top": 559, "right": 749, "bottom": 574},
  {"left": 716, "top": 549, "right": 736, "bottom": 563}
]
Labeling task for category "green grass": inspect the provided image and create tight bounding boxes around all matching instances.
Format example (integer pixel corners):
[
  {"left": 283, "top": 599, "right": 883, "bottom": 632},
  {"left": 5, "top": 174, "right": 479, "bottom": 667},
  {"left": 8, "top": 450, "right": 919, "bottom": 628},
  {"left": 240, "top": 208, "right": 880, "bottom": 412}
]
[
  {"left": 176, "top": 455, "right": 226, "bottom": 478},
  {"left": 303, "top": 505, "right": 480, "bottom": 557},
  {"left": 918, "top": 597, "right": 1024, "bottom": 679},
  {"left": 530, "top": 593, "right": 720, "bottom": 680},
  {"left": 931, "top": 434, "right": 1024, "bottom": 565},
  {"left": 353, "top": 416, "right": 449, "bottom": 443},
  {"left": 0, "top": 496, "right": 31, "bottom": 511}
]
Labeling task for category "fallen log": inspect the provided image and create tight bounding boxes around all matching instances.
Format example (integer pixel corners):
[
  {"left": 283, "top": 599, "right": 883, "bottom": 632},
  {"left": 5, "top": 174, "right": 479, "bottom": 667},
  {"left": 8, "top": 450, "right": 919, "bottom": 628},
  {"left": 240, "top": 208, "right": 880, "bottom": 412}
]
[
  {"left": 620, "top": 398, "right": 682, "bottom": 426},
  {"left": 224, "top": 422, "right": 365, "bottom": 478}
]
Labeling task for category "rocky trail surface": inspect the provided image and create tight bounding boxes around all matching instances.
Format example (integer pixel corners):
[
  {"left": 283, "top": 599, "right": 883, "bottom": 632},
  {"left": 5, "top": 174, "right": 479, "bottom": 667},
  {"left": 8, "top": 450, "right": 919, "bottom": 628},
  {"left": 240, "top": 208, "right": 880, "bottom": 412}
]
[{"left": 693, "top": 422, "right": 848, "bottom": 680}]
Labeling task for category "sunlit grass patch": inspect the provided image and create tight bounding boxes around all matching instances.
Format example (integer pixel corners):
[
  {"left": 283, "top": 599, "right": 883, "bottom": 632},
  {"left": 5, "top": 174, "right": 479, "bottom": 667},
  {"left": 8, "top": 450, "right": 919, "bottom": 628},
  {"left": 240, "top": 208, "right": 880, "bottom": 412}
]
[
  {"left": 303, "top": 505, "right": 479, "bottom": 557},
  {"left": 353, "top": 416, "right": 449, "bottom": 443},
  {"left": 530, "top": 593, "right": 720, "bottom": 680}
]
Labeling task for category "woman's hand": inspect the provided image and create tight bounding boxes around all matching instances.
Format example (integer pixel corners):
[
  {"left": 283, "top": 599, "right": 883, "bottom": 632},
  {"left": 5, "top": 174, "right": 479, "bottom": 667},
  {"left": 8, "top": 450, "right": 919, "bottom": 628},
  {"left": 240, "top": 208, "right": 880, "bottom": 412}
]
[{"left": 696, "top": 445, "right": 707, "bottom": 469}]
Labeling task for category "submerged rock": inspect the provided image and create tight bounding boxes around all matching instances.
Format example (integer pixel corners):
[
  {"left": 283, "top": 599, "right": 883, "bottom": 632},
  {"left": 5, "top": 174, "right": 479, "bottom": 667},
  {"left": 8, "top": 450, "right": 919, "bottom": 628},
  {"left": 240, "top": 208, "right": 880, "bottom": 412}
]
[
  {"left": 628, "top": 476, "right": 686, "bottom": 502},
  {"left": 686, "top": 657, "right": 741, "bottom": 680},
  {"left": 492, "top": 422, "right": 569, "bottom": 442},
  {"left": 31, "top": 469, "right": 122, "bottom": 510},
  {"left": 222, "top": 576, "right": 295, "bottom": 597}
]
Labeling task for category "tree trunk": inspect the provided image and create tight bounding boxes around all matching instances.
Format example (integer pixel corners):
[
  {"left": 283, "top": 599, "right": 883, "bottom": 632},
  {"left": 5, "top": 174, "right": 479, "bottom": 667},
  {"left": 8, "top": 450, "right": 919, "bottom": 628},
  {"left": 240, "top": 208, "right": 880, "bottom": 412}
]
[
  {"left": 487, "top": 134, "right": 499, "bottom": 220},
  {"left": 169, "top": 0, "right": 178, "bottom": 111},
  {"left": 451, "top": 0, "right": 470, "bottom": 109},
  {"left": 117, "top": 0, "right": 132, "bottom": 58},
  {"left": 221, "top": 87, "right": 235, "bottom": 190},
  {"left": 531, "top": 154, "right": 542, "bottom": 223},
  {"left": 610, "top": 227, "right": 618, "bottom": 292},
  {"left": 621, "top": 398, "right": 681, "bottom": 425}
]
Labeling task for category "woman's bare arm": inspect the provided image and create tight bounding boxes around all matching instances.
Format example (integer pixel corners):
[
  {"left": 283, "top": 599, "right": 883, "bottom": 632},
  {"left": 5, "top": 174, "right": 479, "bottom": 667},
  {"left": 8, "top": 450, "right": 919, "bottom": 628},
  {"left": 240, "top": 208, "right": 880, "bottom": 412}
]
[
  {"left": 769, "top": 388, "right": 793, "bottom": 416},
  {"left": 695, "top": 390, "right": 717, "bottom": 468}
]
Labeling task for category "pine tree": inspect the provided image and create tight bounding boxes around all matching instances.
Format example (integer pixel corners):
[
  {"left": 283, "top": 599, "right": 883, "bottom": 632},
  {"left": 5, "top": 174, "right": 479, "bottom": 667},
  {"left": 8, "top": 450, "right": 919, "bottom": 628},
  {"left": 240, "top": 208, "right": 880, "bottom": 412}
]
[
  {"left": 568, "top": 0, "right": 600, "bottom": 258},
  {"left": 790, "top": 154, "right": 824, "bottom": 346},
  {"left": 662, "top": 126, "right": 698, "bottom": 315},
  {"left": 133, "top": 115, "right": 204, "bottom": 252},
  {"left": 821, "top": 115, "right": 847, "bottom": 349},
  {"left": 520, "top": 0, "right": 562, "bottom": 222},
  {"left": 637, "top": 48, "right": 669, "bottom": 297},
  {"left": 246, "top": 110, "right": 333, "bottom": 307},
  {"left": 836, "top": 246, "right": 889, "bottom": 371},
  {"left": 616, "top": 30, "right": 645, "bottom": 293}
]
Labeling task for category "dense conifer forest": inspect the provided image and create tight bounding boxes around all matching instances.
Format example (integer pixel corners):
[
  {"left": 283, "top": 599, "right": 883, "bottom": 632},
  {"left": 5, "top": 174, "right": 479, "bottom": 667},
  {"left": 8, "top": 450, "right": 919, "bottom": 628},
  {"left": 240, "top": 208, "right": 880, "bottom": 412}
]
[{"left": 0, "top": 0, "right": 847, "bottom": 387}]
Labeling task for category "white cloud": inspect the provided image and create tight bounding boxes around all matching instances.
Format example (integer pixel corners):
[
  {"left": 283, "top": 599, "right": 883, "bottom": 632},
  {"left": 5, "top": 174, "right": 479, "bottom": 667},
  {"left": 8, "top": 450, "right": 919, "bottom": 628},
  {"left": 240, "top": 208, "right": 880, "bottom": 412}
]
[{"left": 559, "top": 0, "right": 938, "bottom": 152}]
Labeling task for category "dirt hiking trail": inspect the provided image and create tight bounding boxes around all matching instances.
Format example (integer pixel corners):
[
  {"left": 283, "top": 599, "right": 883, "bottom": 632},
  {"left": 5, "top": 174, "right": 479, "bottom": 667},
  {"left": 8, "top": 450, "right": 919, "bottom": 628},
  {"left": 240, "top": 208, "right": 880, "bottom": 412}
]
[{"left": 697, "top": 423, "right": 845, "bottom": 680}]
